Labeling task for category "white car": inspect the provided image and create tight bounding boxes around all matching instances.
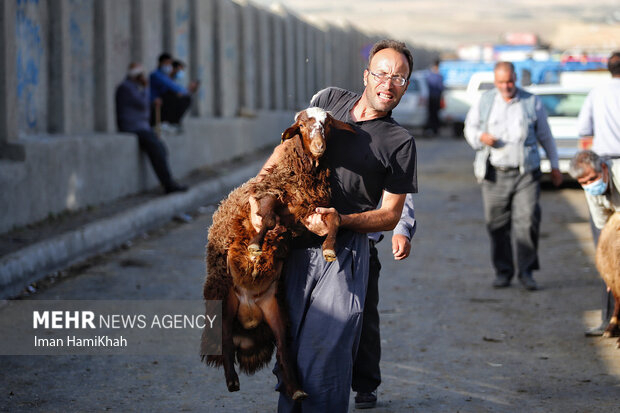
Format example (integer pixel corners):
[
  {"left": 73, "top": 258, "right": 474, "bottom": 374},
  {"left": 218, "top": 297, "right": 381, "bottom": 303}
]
[
  {"left": 525, "top": 84, "right": 592, "bottom": 175},
  {"left": 391, "top": 71, "right": 429, "bottom": 129}
]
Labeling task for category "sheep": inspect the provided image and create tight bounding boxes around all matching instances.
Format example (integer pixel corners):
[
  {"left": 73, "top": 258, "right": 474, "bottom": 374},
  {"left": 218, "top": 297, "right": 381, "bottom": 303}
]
[
  {"left": 595, "top": 211, "right": 620, "bottom": 347},
  {"left": 200, "top": 108, "right": 355, "bottom": 400}
]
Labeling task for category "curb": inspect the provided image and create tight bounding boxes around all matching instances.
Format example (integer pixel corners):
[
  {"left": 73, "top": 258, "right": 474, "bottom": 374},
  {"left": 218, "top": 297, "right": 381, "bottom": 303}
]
[{"left": 0, "top": 160, "right": 263, "bottom": 299}]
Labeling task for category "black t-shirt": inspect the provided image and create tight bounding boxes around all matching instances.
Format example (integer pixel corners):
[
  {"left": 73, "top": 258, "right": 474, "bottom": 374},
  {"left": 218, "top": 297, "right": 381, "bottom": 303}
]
[{"left": 310, "top": 87, "right": 418, "bottom": 215}]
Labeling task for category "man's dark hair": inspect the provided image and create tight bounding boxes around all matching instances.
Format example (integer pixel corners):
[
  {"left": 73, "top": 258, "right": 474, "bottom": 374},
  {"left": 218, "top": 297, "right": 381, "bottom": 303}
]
[
  {"left": 172, "top": 59, "right": 185, "bottom": 69},
  {"left": 608, "top": 51, "right": 620, "bottom": 76},
  {"left": 158, "top": 52, "right": 173, "bottom": 64},
  {"left": 368, "top": 39, "right": 414, "bottom": 80}
]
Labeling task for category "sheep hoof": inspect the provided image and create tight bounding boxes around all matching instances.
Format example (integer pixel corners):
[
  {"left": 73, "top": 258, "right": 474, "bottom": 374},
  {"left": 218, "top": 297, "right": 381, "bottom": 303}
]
[
  {"left": 248, "top": 244, "right": 262, "bottom": 257},
  {"left": 603, "top": 324, "right": 620, "bottom": 338},
  {"left": 227, "top": 379, "right": 240, "bottom": 392},
  {"left": 323, "top": 249, "right": 336, "bottom": 262},
  {"left": 292, "top": 390, "right": 309, "bottom": 400}
]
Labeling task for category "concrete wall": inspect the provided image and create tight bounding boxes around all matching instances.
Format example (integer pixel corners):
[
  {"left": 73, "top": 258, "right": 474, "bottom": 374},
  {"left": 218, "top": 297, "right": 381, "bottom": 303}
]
[
  {"left": 0, "top": 0, "right": 437, "bottom": 234},
  {"left": 0, "top": 111, "right": 294, "bottom": 234}
]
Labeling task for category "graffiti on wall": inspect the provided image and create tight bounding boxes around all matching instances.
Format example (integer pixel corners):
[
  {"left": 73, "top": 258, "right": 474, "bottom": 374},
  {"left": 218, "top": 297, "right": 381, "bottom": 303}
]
[
  {"left": 174, "top": 1, "right": 190, "bottom": 63},
  {"left": 16, "top": 0, "right": 44, "bottom": 132}
]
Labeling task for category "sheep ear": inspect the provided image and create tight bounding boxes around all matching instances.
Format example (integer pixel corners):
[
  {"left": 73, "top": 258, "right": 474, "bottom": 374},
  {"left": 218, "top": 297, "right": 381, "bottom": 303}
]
[
  {"left": 281, "top": 124, "right": 300, "bottom": 143},
  {"left": 330, "top": 118, "right": 356, "bottom": 134}
]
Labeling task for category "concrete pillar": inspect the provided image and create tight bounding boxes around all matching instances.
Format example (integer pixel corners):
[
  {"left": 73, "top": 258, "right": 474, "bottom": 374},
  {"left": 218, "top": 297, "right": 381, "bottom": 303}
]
[
  {"left": 94, "top": 0, "right": 132, "bottom": 132},
  {"left": 240, "top": 1, "right": 258, "bottom": 114},
  {"left": 68, "top": 0, "right": 95, "bottom": 134},
  {"left": 48, "top": 0, "right": 71, "bottom": 134},
  {"left": 282, "top": 11, "right": 296, "bottom": 110},
  {"left": 0, "top": 0, "right": 22, "bottom": 159},
  {"left": 305, "top": 24, "right": 316, "bottom": 106},
  {"left": 162, "top": 0, "right": 173, "bottom": 54},
  {"left": 190, "top": 0, "right": 215, "bottom": 117},
  {"left": 256, "top": 6, "right": 272, "bottom": 110},
  {"left": 314, "top": 27, "right": 326, "bottom": 92},
  {"left": 294, "top": 18, "right": 306, "bottom": 109},
  {"left": 270, "top": 7, "right": 285, "bottom": 110},
  {"left": 216, "top": 0, "right": 241, "bottom": 117},
  {"left": 131, "top": 0, "right": 165, "bottom": 72}
]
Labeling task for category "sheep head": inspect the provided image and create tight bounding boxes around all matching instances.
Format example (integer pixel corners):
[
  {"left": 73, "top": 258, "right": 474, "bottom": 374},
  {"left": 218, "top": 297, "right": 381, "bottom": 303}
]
[{"left": 281, "top": 107, "right": 356, "bottom": 160}]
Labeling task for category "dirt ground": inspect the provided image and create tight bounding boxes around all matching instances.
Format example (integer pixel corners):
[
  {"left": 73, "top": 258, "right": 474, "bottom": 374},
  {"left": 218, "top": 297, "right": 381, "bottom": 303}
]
[{"left": 1, "top": 133, "right": 619, "bottom": 412}]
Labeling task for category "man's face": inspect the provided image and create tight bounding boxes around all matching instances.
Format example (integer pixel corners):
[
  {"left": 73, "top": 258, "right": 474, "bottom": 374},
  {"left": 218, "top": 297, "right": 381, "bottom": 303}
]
[
  {"left": 577, "top": 163, "right": 608, "bottom": 187},
  {"left": 494, "top": 68, "right": 517, "bottom": 101},
  {"left": 363, "top": 48, "right": 410, "bottom": 113}
]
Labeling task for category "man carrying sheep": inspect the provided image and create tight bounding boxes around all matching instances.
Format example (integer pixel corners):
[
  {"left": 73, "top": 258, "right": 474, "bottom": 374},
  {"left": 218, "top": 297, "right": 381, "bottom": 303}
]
[
  {"left": 568, "top": 150, "right": 620, "bottom": 335},
  {"left": 252, "top": 39, "right": 417, "bottom": 412},
  {"left": 464, "top": 61, "right": 562, "bottom": 291},
  {"left": 575, "top": 51, "right": 620, "bottom": 337}
]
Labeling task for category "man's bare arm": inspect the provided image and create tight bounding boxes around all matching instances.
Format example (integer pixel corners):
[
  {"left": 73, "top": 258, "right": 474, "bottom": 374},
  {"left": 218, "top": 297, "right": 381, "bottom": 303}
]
[{"left": 305, "top": 191, "right": 406, "bottom": 235}]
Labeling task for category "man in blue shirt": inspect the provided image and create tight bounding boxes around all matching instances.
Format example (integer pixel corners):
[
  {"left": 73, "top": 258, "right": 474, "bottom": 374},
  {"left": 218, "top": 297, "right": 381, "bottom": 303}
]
[
  {"left": 149, "top": 53, "right": 199, "bottom": 128},
  {"left": 425, "top": 59, "right": 444, "bottom": 136},
  {"left": 115, "top": 62, "right": 187, "bottom": 194}
]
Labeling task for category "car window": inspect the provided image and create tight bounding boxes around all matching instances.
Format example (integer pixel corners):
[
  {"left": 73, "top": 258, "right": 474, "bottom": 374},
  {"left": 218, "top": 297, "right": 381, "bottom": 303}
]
[
  {"left": 538, "top": 93, "right": 587, "bottom": 117},
  {"left": 479, "top": 82, "right": 494, "bottom": 91}
]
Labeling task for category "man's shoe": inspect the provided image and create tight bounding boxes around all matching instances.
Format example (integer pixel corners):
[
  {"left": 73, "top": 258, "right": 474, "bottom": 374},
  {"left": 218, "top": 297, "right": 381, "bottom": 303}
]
[
  {"left": 518, "top": 275, "right": 538, "bottom": 291},
  {"left": 492, "top": 276, "right": 511, "bottom": 288},
  {"left": 585, "top": 323, "right": 607, "bottom": 337},
  {"left": 164, "top": 183, "right": 189, "bottom": 194},
  {"left": 354, "top": 391, "right": 377, "bottom": 409}
]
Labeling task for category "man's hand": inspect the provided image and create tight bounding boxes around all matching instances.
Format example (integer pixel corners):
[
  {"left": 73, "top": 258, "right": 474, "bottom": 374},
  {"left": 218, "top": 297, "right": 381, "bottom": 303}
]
[
  {"left": 479, "top": 132, "right": 498, "bottom": 147},
  {"left": 153, "top": 98, "right": 163, "bottom": 107},
  {"left": 304, "top": 207, "right": 340, "bottom": 236},
  {"left": 392, "top": 234, "right": 411, "bottom": 260},
  {"left": 188, "top": 80, "right": 200, "bottom": 94},
  {"left": 249, "top": 196, "right": 262, "bottom": 232},
  {"left": 550, "top": 168, "right": 563, "bottom": 187}
]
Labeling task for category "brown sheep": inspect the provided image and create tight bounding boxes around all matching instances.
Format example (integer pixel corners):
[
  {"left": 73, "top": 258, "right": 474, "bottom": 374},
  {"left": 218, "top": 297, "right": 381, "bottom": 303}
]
[
  {"left": 595, "top": 211, "right": 620, "bottom": 347},
  {"left": 200, "top": 108, "right": 355, "bottom": 400}
]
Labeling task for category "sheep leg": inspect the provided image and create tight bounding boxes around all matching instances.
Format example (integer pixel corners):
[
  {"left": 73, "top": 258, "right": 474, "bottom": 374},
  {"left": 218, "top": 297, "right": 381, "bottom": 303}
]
[
  {"left": 223, "top": 288, "right": 241, "bottom": 392},
  {"left": 260, "top": 295, "right": 308, "bottom": 401},
  {"left": 604, "top": 292, "right": 620, "bottom": 339},
  {"left": 321, "top": 211, "right": 340, "bottom": 262},
  {"left": 248, "top": 196, "right": 279, "bottom": 257}
]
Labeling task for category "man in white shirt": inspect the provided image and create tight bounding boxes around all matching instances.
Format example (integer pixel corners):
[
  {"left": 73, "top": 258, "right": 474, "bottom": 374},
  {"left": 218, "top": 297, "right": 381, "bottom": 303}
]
[{"left": 464, "top": 62, "right": 562, "bottom": 291}]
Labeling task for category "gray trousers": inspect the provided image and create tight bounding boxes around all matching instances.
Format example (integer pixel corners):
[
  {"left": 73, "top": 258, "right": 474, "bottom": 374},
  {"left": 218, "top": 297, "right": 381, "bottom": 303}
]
[
  {"left": 481, "top": 167, "right": 541, "bottom": 279},
  {"left": 276, "top": 230, "right": 369, "bottom": 413}
]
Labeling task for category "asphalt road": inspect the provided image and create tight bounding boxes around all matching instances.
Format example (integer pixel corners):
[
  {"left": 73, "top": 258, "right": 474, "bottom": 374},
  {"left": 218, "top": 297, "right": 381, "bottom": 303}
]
[{"left": 1, "top": 133, "right": 619, "bottom": 412}]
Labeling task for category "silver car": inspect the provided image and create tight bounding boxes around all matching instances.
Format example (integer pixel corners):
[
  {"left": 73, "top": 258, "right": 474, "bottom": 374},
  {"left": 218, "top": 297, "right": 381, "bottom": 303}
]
[
  {"left": 525, "top": 84, "right": 591, "bottom": 175},
  {"left": 391, "top": 71, "right": 429, "bottom": 130}
]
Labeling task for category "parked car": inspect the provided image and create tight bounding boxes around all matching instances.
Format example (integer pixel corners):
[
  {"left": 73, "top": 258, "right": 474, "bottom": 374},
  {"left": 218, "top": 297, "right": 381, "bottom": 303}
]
[
  {"left": 525, "top": 84, "right": 592, "bottom": 175},
  {"left": 391, "top": 71, "right": 429, "bottom": 130},
  {"left": 440, "top": 71, "right": 495, "bottom": 136}
]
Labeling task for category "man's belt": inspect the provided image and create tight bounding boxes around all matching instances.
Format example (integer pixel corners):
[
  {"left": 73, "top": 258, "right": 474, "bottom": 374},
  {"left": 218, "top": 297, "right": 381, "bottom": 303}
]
[{"left": 492, "top": 165, "right": 519, "bottom": 172}]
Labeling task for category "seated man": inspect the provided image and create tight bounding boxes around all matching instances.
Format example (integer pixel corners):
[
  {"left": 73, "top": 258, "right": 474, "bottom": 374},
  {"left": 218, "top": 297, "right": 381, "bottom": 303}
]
[
  {"left": 149, "top": 53, "right": 199, "bottom": 129},
  {"left": 115, "top": 62, "right": 188, "bottom": 194}
]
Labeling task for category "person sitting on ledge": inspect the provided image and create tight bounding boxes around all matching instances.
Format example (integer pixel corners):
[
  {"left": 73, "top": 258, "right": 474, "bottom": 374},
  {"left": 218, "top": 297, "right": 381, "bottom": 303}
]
[
  {"left": 115, "top": 62, "right": 188, "bottom": 195},
  {"left": 149, "top": 53, "right": 199, "bottom": 132}
]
